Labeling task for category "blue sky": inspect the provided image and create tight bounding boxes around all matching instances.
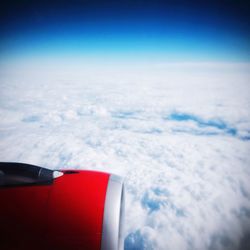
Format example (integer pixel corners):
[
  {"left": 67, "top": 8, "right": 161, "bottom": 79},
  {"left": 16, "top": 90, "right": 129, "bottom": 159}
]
[
  {"left": 1, "top": 2, "right": 250, "bottom": 250},
  {"left": 0, "top": 0, "right": 250, "bottom": 62}
]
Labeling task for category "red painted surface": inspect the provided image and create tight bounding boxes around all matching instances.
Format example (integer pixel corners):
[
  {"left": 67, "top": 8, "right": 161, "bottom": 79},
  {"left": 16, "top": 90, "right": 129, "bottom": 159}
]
[
  {"left": 47, "top": 170, "right": 110, "bottom": 250},
  {"left": 0, "top": 184, "right": 51, "bottom": 249},
  {"left": 0, "top": 170, "right": 110, "bottom": 250}
]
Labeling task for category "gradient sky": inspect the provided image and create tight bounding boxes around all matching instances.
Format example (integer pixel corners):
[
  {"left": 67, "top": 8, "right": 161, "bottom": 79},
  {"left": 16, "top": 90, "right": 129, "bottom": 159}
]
[{"left": 0, "top": 0, "right": 250, "bottom": 63}]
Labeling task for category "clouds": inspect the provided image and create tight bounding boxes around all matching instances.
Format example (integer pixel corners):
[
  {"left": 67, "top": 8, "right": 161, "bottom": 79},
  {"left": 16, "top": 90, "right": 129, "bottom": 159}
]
[
  {"left": 166, "top": 111, "right": 245, "bottom": 139},
  {"left": 0, "top": 62, "right": 250, "bottom": 249}
]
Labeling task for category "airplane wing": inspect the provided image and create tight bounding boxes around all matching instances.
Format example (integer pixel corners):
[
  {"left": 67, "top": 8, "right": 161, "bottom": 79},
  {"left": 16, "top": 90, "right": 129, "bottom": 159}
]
[{"left": 0, "top": 162, "right": 124, "bottom": 250}]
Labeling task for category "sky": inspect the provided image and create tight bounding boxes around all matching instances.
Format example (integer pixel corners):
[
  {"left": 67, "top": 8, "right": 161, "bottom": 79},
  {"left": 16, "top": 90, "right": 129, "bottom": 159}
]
[
  {"left": 1, "top": 1, "right": 250, "bottom": 250},
  {"left": 0, "top": 0, "right": 250, "bottom": 64}
]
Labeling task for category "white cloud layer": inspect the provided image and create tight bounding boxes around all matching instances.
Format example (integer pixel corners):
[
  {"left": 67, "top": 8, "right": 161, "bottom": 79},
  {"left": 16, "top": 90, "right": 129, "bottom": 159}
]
[{"left": 0, "top": 62, "right": 250, "bottom": 250}]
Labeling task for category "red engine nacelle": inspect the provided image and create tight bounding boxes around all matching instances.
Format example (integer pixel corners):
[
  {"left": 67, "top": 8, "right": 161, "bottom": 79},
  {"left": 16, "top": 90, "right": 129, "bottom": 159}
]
[{"left": 0, "top": 162, "right": 125, "bottom": 250}]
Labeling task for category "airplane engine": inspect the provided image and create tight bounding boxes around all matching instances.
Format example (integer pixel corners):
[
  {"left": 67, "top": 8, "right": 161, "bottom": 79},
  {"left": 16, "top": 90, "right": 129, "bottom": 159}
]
[{"left": 0, "top": 162, "right": 125, "bottom": 250}]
